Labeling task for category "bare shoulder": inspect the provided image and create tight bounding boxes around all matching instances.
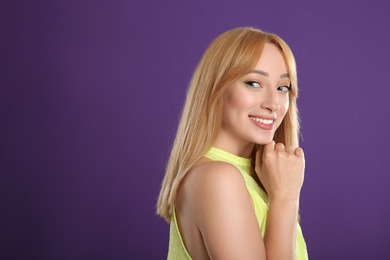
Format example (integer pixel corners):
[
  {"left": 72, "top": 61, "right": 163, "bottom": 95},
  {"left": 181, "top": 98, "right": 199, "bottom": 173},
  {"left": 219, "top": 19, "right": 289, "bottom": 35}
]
[
  {"left": 177, "top": 157, "right": 265, "bottom": 259},
  {"left": 177, "top": 157, "right": 249, "bottom": 213},
  {"left": 179, "top": 158, "right": 249, "bottom": 206},
  {"left": 188, "top": 158, "right": 245, "bottom": 188}
]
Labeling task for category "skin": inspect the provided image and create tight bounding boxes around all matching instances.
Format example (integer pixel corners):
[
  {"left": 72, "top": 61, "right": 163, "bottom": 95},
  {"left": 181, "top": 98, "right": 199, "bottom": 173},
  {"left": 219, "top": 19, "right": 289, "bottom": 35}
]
[{"left": 175, "top": 43, "right": 305, "bottom": 259}]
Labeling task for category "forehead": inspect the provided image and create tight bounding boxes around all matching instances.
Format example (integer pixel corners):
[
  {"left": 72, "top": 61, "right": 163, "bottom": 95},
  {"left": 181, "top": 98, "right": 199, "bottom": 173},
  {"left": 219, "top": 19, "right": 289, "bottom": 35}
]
[{"left": 253, "top": 43, "right": 289, "bottom": 76}]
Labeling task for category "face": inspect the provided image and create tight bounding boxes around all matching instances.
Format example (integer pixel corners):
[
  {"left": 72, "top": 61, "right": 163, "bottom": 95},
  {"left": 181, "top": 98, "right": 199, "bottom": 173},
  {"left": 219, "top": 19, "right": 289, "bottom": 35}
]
[{"left": 217, "top": 43, "right": 291, "bottom": 153}]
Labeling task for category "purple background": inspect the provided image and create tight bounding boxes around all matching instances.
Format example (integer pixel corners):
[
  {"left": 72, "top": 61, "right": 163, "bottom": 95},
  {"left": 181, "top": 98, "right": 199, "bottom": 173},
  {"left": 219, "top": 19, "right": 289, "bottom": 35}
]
[{"left": 2, "top": 0, "right": 390, "bottom": 259}]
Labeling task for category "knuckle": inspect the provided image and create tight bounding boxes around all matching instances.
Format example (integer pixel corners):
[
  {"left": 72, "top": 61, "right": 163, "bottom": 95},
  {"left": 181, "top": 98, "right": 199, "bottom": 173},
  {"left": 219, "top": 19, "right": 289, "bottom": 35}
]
[{"left": 263, "top": 152, "right": 274, "bottom": 161}]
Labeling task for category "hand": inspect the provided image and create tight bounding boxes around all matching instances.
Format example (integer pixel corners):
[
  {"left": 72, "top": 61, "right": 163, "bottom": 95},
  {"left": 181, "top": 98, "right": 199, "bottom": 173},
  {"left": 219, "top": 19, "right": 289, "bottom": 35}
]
[{"left": 255, "top": 141, "right": 305, "bottom": 201}]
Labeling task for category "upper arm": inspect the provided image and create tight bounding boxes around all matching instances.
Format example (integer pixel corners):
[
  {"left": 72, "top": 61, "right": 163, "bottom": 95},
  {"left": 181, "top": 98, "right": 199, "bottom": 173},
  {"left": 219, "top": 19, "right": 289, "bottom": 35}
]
[{"left": 189, "top": 161, "right": 266, "bottom": 260}]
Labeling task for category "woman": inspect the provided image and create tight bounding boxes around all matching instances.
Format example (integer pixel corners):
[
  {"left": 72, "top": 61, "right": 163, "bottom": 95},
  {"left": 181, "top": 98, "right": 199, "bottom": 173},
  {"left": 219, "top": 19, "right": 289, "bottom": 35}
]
[{"left": 157, "top": 27, "right": 308, "bottom": 259}]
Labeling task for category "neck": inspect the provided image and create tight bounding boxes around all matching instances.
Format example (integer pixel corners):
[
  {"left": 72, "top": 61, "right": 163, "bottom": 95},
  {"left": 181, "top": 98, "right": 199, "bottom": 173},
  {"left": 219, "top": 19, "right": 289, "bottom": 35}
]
[{"left": 213, "top": 137, "right": 255, "bottom": 158}]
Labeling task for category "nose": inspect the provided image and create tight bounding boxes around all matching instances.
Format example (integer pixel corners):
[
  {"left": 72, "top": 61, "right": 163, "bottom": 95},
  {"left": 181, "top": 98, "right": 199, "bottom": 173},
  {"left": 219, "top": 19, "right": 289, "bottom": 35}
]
[{"left": 261, "top": 88, "right": 280, "bottom": 112}]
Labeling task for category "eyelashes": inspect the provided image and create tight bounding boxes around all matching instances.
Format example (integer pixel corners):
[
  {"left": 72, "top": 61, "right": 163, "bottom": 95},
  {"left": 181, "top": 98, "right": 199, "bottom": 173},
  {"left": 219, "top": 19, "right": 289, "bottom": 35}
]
[
  {"left": 277, "top": 86, "right": 291, "bottom": 92},
  {"left": 244, "top": 81, "right": 261, "bottom": 88},
  {"left": 244, "top": 81, "right": 291, "bottom": 92}
]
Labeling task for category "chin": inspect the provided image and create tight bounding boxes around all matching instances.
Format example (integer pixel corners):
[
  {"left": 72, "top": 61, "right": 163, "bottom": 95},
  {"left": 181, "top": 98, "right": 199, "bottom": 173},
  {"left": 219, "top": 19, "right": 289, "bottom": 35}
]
[
  {"left": 254, "top": 132, "right": 276, "bottom": 144},
  {"left": 253, "top": 137, "right": 274, "bottom": 145}
]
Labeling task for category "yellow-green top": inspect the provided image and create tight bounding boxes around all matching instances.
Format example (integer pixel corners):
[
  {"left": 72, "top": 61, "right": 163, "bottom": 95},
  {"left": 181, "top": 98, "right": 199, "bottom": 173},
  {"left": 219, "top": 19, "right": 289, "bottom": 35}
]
[{"left": 167, "top": 147, "right": 308, "bottom": 259}]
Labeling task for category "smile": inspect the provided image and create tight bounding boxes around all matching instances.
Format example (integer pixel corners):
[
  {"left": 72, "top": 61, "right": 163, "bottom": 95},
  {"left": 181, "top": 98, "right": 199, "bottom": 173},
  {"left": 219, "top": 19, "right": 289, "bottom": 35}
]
[{"left": 249, "top": 116, "right": 274, "bottom": 125}]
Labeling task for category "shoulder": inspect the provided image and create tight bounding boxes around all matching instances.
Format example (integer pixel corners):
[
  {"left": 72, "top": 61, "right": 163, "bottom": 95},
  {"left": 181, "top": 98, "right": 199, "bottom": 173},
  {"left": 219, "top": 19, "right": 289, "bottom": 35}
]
[
  {"left": 183, "top": 159, "right": 248, "bottom": 200},
  {"left": 191, "top": 158, "right": 244, "bottom": 182},
  {"left": 177, "top": 158, "right": 265, "bottom": 259},
  {"left": 178, "top": 157, "right": 253, "bottom": 224}
]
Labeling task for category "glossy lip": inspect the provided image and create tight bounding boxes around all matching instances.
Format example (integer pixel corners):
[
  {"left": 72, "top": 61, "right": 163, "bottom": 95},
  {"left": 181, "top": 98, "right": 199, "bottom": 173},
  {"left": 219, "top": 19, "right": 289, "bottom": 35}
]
[{"left": 248, "top": 115, "right": 276, "bottom": 130}]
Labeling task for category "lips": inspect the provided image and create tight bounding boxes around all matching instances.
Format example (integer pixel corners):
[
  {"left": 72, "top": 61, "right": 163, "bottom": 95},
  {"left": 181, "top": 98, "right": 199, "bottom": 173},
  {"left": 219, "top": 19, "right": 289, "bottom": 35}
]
[
  {"left": 249, "top": 115, "right": 275, "bottom": 130},
  {"left": 249, "top": 116, "right": 274, "bottom": 125}
]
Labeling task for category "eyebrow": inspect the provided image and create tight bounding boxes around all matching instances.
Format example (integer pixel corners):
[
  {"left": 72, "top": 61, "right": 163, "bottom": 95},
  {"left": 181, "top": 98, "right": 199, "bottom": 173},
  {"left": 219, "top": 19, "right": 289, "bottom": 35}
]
[{"left": 251, "top": 70, "right": 289, "bottom": 78}]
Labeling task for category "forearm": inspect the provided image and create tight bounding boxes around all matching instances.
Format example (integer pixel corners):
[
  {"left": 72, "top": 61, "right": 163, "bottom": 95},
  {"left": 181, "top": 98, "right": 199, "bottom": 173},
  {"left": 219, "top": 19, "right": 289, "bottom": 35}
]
[{"left": 264, "top": 196, "right": 299, "bottom": 260}]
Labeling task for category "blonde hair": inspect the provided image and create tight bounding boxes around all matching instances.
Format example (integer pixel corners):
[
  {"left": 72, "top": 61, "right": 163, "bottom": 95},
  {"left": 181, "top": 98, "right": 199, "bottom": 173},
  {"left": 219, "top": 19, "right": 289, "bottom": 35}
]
[{"left": 157, "top": 27, "right": 300, "bottom": 222}]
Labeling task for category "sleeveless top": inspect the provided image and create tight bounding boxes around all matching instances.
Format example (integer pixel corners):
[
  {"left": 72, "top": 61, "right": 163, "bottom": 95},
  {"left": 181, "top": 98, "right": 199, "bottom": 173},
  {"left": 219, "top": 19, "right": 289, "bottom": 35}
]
[{"left": 167, "top": 147, "right": 308, "bottom": 259}]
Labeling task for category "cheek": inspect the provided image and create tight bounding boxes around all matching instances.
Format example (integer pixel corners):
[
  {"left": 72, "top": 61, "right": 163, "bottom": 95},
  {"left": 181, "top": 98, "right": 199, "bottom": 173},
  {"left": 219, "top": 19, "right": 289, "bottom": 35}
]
[
  {"left": 224, "top": 91, "right": 252, "bottom": 112},
  {"left": 222, "top": 92, "right": 253, "bottom": 127},
  {"left": 279, "top": 98, "right": 289, "bottom": 118}
]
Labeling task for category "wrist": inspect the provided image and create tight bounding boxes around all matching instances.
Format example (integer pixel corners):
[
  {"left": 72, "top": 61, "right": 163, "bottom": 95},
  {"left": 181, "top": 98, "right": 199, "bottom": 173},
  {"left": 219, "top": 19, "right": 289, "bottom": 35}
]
[{"left": 268, "top": 193, "right": 300, "bottom": 207}]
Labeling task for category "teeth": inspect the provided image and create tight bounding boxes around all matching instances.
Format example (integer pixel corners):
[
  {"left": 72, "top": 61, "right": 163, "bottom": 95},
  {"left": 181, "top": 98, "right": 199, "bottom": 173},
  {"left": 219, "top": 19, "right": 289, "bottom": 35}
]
[{"left": 250, "top": 116, "right": 273, "bottom": 125}]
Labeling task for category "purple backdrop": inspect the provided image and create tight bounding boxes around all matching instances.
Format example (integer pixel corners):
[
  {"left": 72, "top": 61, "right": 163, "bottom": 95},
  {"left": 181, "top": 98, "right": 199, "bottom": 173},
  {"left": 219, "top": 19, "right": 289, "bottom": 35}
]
[{"left": 2, "top": 0, "right": 390, "bottom": 259}]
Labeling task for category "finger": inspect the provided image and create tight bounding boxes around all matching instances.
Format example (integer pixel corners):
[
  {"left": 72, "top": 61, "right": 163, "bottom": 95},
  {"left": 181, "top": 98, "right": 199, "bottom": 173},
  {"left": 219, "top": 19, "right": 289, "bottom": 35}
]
[
  {"left": 285, "top": 145, "right": 294, "bottom": 154},
  {"left": 275, "top": 142, "right": 285, "bottom": 151},
  {"left": 294, "top": 147, "right": 305, "bottom": 158},
  {"left": 263, "top": 140, "right": 275, "bottom": 154}
]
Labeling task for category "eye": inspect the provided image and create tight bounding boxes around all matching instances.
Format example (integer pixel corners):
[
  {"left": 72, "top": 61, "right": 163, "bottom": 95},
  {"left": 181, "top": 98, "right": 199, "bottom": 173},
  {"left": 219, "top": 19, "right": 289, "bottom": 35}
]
[
  {"left": 277, "top": 85, "right": 291, "bottom": 92},
  {"left": 244, "top": 81, "right": 261, "bottom": 88}
]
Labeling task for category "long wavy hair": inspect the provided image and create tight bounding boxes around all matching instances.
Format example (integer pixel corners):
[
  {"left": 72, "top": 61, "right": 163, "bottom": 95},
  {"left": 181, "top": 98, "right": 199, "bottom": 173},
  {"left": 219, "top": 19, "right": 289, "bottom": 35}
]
[{"left": 157, "top": 27, "right": 300, "bottom": 222}]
